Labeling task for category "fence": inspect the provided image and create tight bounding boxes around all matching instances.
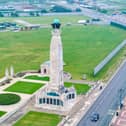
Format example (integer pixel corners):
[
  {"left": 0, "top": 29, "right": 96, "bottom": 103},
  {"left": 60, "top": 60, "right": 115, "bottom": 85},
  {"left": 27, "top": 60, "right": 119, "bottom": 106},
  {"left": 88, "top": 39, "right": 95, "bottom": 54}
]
[
  {"left": 110, "top": 21, "right": 126, "bottom": 30},
  {"left": 94, "top": 40, "right": 126, "bottom": 75}
]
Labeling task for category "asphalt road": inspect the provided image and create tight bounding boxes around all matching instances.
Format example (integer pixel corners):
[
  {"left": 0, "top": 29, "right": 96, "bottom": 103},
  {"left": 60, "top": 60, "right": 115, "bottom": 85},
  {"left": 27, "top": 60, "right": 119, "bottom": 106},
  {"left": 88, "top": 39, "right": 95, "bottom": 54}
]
[{"left": 77, "top": 62, "right": 126, "bottom": 126}]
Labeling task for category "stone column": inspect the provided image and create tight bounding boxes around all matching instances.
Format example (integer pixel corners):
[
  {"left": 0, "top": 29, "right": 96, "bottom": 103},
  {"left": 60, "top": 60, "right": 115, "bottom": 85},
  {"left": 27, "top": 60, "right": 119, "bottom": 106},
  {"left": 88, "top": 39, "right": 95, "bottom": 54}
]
[
  {"left": 50, "top": 29, "right": 64, "bottom": 89},
  {"left": 5, "top": 68, "right": 9, "bottom": 79},
  {"left": 10, "top": 66, "right": 14, "bottom": 77}
]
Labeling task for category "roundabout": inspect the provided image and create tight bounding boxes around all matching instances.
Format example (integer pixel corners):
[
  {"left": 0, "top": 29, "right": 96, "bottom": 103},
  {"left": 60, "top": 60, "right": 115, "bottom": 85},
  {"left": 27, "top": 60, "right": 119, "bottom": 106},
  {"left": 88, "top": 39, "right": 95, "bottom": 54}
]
[{"left": 0, "top": 93, "right": 21, "bottom": 105}]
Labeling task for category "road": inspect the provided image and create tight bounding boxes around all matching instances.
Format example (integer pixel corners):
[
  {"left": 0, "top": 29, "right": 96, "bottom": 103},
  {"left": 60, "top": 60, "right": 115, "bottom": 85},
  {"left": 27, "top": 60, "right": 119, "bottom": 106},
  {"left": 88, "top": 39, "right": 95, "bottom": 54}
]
[{"left": 77, "top": 62, "right": 126, "bottom": 126}]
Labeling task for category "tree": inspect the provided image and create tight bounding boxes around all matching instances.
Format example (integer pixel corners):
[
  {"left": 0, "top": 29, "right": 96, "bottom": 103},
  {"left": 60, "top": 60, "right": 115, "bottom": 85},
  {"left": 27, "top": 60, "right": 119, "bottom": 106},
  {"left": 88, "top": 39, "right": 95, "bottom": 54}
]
[
  {"left": 36, "top": 12, "right": 40, "bottom": 16},
  {"left": 41, "top": 9, "right": 47, "bottom": 13},
  {"left": 50, "top": 5, "right": 72, "bottom": 13},
  {"left": 29, "top": 12, "right": 35, "bottom": 16},
  {"left": 11, "top": 12, "right": 19, "bottom": 17},
  {"left": 39, "top": 0, "right": 46, "bottom": 3},
  {"left": 75, "top": 8, "right": 82, "bottom": 12},
  {"left": 0, "top": 12, "right": 4, "bottom": 17},
  {"left": 67, "top": 0, "right": 74, "bottom": 4}
]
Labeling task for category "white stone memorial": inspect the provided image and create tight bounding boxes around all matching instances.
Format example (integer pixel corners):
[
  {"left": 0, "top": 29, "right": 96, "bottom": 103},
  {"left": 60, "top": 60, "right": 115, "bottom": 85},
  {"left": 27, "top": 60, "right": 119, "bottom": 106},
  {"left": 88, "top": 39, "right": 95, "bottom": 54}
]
[
  {"left": 36, "top": 19, "right": 76, "bottom": 110},
  {"left": 10, "top": 66, "right": 14, "bottom": 77},
  {"left": 5, "top": 68, "right": 9, "bottom": 79}
]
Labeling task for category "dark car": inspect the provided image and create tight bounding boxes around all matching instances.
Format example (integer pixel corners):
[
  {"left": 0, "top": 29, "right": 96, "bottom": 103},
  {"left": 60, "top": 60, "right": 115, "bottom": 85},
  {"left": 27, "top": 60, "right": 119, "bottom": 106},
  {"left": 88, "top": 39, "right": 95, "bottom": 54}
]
[{"left": 90, "top": 113, "right": 100, "bottom": 122}]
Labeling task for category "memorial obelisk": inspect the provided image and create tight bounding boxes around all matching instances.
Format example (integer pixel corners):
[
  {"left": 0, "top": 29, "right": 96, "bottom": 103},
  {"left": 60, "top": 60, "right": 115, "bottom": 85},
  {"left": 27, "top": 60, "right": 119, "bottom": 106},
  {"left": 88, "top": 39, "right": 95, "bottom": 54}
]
[
  {"left": 50, "top": 19, "right": 64, "bottom": 90},
  {"left": 36, "top": 19, "right": 76, "bottom": 110}
]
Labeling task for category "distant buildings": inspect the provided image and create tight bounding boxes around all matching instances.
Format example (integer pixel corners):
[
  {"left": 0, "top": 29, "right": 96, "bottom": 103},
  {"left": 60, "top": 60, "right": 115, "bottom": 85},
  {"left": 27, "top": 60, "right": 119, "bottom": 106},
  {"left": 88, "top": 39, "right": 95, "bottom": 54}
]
[{"left": 0, "top": 3, "right": 41, "bottom": 17}]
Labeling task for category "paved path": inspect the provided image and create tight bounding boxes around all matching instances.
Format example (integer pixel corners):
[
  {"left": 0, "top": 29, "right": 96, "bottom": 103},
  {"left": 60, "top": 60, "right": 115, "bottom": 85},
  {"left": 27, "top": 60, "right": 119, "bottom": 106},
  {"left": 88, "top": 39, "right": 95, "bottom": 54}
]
[
  {"left": 14, "top": 19, "right": 40, "bottom": 27},
  {"left": 66, "top": 79, "right": 96, "bottom": 85},
  {"left": 0, "top": 96, "right": 34, "bottom": 126}
]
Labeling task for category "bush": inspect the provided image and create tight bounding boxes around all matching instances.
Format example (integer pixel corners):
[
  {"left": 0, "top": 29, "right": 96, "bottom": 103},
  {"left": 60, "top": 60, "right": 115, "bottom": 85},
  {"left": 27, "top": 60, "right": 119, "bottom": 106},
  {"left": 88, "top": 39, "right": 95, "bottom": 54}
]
[
  {"left": 16, "top": 72, "right": 25, "bottom": 77},
  {"left": 98, "top": 8, "right": 108, "bottom": 14},
  {"left": 0, "top": 93, "right": 21, "bottom": 105},
  {"left": 41, "top": 9, "right": 48, "bottom": 13},
  {"left": 75, "top": 8, "right": 81, "bottom": 12},
  {"left": 50, "top": 5, "right": 72, "bottom": 13}
]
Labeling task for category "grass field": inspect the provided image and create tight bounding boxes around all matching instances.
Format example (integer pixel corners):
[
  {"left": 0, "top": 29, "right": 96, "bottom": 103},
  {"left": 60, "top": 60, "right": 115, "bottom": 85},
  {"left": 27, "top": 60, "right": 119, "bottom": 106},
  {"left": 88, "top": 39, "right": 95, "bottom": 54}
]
[
  {"left": 13, "top": 111, "right": 62, "bottom": 126},
  {"left": 64, "top": 82, "right": 91, "bottom": 94},
  {"left": 0, "top": 111, "right": 6, "bottom": 117},
  {"left": 25, "top": 75, "right": 50, "bottom": 81},
  {"left": 4, "top": 81, "right": 43, "bottom": 94},
  {"left": 0, "top": 16, "right": 126, "bottom": 80},
  {"left": 0, "top": 15, "right": 89, "bottom": 25}
]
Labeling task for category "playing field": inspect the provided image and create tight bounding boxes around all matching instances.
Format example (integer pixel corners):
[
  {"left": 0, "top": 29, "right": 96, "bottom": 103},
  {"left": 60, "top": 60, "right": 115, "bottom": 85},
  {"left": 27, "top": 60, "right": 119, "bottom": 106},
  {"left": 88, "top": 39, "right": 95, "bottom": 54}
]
[
  {"left": 0, "top": 16, "right": 126, "bottom": 80},
  {"left": 13, "top": 111, "right": 62, "bottom": 126},
  {"left": 4, "top": 81, "right": 44, "bottom": 94}
]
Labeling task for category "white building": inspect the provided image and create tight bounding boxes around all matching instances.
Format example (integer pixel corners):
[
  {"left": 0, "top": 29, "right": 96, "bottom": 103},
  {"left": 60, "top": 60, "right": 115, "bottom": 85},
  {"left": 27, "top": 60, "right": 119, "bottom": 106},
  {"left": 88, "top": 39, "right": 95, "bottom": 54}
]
[
  {"left": 40, "top": 61, "right": 50, "bottom": 75},
  {"left": 36, "top": 20, "right": 76, "bottom": 110}
]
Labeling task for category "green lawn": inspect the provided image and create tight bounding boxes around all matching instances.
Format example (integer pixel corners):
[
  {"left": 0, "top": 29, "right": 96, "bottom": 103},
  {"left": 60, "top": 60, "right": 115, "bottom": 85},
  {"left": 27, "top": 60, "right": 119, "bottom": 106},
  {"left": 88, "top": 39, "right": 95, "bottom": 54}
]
[
  {"left": 64, "top": 82, "right": 91, "bottom": 94},
  {"left": 0, "top": 93, "right": 21, "bottom": 105},
  {"left": 24, "top": 76, "right": 90, "bottom": 94},
  {"left": 0, "top": 111, "right": 6, "bottom": 117},
  {"left": 13, "top": 111, "right": 62, "bottom": 126},
  {"left": 0, "top": 16, "right": 125, "bottom": 80},
  {"left": 4, "top": 81, "right": 44, "bottom": 94},
  {"left": 25, "top": 75, "right": 50, "bottom": 81}
]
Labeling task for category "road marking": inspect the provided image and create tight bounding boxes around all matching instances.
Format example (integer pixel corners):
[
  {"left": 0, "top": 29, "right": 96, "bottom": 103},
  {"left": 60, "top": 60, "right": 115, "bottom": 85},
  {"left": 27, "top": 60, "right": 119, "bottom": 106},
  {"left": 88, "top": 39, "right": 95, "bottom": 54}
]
[{"left": 108, "top": 109, "right": 115, "bottom": 115}]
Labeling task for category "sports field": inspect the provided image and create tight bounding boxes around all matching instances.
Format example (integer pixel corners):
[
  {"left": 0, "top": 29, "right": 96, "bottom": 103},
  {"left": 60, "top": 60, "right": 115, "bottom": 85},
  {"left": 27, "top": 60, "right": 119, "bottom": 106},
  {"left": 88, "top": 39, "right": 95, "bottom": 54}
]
[
  {"left": 13, "top": 111, "right": 62, "bottom": 126},
  {"left": 0, "top": 16, "right": 126, "bottom": 80},
  {"left": 4, "top": 81, "right": 43, "bottom": 94}
]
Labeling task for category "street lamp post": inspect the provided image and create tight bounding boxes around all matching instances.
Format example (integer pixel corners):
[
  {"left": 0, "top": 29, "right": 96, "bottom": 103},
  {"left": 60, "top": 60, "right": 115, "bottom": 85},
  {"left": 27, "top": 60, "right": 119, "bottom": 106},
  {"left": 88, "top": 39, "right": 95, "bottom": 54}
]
[{"left": 119, "top": 88, "right": 124, "bottom": 109}]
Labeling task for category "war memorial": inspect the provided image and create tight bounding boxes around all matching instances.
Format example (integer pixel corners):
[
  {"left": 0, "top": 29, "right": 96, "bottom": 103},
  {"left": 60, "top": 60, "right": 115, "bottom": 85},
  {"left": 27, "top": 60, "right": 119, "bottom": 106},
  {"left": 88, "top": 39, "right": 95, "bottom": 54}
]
[{"left": 36, "top": 19, "right": 77, "bottom": 110}]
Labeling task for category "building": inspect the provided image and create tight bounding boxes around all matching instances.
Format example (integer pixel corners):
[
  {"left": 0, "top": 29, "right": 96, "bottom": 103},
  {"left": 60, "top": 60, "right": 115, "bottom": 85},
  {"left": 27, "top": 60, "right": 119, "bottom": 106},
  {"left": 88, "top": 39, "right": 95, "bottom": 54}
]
[
  {"left": 41, "top": 60, "right": 66, "bottom": 74},
  {"left": 40, "top": 61, "right": 50, "bottom": 75},
  {"left": 36, "top": 19, "right": 76, "bottom": 110}
]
